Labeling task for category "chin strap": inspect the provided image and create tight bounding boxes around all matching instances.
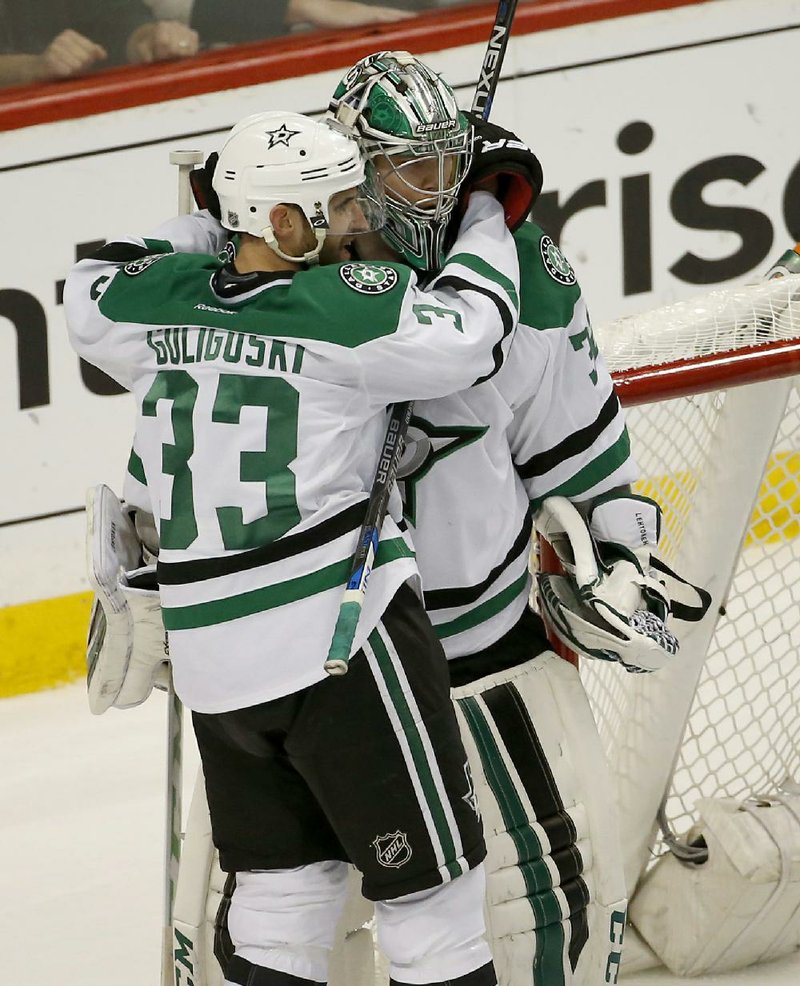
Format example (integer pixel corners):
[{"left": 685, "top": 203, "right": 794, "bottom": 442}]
[{"left": 262, "top": 224, "right": 326, "bottom": 266}]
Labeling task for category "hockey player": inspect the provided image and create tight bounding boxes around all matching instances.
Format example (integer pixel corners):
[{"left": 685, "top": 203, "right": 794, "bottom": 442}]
[
  {"left": 319, "top": 52, "right": 710, "bottom": 986},
  {"left": 65, "top": 109, "right": 537, "bottom": 986}
]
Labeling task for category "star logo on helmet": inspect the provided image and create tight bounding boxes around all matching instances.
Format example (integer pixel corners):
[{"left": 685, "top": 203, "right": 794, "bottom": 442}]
[{"left": 264, "top": 123, "right": 301, "bottom": 149}]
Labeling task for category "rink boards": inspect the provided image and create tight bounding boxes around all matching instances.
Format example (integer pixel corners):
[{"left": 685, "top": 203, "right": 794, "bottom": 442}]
[{"left": 1, "top": 0, "right": 798, "bottom": 695}]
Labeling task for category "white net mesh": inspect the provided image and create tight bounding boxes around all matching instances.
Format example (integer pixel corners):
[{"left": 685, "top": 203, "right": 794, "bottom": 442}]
[
  {"left": 569, "top": 272, "right": 800, "bottom": 887},
  {"left": 599, "top": 275, "right": 800, "bottom": 370}
]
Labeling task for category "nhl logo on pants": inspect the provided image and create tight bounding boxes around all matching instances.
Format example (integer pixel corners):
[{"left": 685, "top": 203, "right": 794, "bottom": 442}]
[{"left": 372, "top": 831, "right": 412, "bottom": 868}]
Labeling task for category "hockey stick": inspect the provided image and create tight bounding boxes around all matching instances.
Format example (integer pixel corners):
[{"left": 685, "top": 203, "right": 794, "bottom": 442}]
[
  {"left": 324, "top": 2, "right": 519, "bottom": 675},
  {"left": 160, "top": 149, "right": 204, "bottom": 986}
]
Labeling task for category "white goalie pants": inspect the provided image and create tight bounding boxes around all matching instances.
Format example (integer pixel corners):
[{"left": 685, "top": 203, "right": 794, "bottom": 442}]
[{"left": 175, "top": 652, "right": 628, "bottom": 986}]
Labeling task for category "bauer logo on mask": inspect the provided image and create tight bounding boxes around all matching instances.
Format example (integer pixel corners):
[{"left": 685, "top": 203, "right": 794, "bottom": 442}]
[{"left": 340, "top": 262, "right": 399, "bottom": 294}]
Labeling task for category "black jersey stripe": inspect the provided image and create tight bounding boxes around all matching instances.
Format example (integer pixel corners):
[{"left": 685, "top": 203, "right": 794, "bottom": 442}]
[
  {"left": 433, "top": 274, "right": 515, "bottom": 384},
  {"left": 423, "top": 511, "right": 532, "bottom": 611},
  {"left": 157, "top": 499, "right": 368, "bottom": 584},
  {"left": 482, "top": 682, "right": 590, "bottom": 972},
  {"left": 89, "top": 241, "right": 153, "bottom": 263},
  {"left": 516, "top": 391, "right": 622, "bottom": 480}
]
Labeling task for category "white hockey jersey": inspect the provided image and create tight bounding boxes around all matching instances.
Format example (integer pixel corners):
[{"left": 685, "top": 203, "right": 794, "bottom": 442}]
[
  {"left": 65, "top": 194, "right": 519, "bottom": 712},
  {"left": 398, "top": 223, "right": 638, "bottom": 658}
]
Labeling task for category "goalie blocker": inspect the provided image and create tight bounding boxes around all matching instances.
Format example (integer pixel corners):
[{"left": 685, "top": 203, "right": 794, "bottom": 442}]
[{"left": 85, "top": 484, "right": 169, "bottom": 714}]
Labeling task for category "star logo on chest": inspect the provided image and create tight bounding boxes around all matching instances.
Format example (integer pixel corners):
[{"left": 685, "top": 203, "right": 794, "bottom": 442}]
[
  {"left": 264, "top": 124, "right": 301, "bottom": 149},
  {"left": 396, "top": 415, "right": 488, "bottom": 526},
  {"left": 357, "top": 267, "right": 383, "bottom": 284}
]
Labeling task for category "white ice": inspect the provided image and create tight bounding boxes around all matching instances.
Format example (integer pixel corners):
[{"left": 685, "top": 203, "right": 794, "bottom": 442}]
[{"left": 3, "top": 681, "right": 799, "bottom": 986}]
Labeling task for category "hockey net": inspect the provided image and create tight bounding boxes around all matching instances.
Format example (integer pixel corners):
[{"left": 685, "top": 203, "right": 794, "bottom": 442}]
[{"left": 574, "top": 273, "right": 800, "bottom": 902}]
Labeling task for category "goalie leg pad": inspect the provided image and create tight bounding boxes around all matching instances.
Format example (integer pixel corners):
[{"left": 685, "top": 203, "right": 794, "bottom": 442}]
[{"left": 452, "top": 652, "right": 628, "bottom": 986}]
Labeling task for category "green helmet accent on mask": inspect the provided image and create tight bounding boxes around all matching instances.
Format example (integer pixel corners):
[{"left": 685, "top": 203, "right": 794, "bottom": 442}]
[{"left": 328, "top": 51, "right": 473, "bottom": 272}]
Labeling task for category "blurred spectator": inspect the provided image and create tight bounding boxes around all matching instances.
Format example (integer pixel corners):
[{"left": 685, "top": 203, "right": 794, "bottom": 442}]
[
  {"left": 0, "top": 0, "right": 199, "bottom": 87},
  {"left": 146, "top": 0, "right": 417, "bottom": 48}
]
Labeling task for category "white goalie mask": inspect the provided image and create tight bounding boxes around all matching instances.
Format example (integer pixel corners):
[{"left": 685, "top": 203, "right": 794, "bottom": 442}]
[
  {"left": 212, "top": 111, "right": 386, "bottom": 264},
  {"left": 327, "top": 51, "right": 473, "bottom": 272}
]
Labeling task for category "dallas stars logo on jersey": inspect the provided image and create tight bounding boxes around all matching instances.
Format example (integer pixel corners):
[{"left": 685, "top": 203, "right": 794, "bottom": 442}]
[
  {"left": 397, "top": 416, "right": 488, "bottom": 525},
  {"left": 540, "top": 235, "right": 576, "bottom": 285},
  {"left": 339, "top": 263, "right": 399, "bottom": 294},
  {"left": 124, "top": 254, "right": 166, "bottom": 277}
]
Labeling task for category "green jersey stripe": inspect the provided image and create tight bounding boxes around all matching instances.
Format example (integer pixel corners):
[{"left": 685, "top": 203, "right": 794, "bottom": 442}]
[
  {"left": 127, "top": 449, "right": 146, "bottom": 485},
  {"left": 516, "top": 392, "right": 623, "bottom": 480},
  {"left": 366, "top": 627, "right": 464, "bottom": 880},
  {"left": 162, "top": 537, "right": 413, "bottom": 631},
  {"left": 434, "top": 572, "right": 529, "bottom": 639},
  {"left": 445, "top": 252, "right": 520, "bottom": 310},
  {"left": 158, "top": 500, "right": 369, "bottom": 585},
  {"left": 457, "top": 695, "right": 566, "bottom": 986},
  {"left": 529, "top": 429, "right": 633, "bottom": 512},
  {"left": 423, "top": 514, "right": 532, "bottom": 611},
  {"left": 142, "top": 238, "right": 173, "bottom": 254},
  {"left": 98, "top": 255, "right": 414, "bottom": 348}
]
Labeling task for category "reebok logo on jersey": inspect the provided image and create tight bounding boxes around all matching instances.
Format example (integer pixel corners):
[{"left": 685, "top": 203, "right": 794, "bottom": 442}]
[
  {"left": 340, "top": 263, "right": 398, "bottom": 295},
  {"left": 124, "top": 254, "right": 166, "bottom": 277},
  {"left": 540, "top": 235, "right": 576, "bottom": 286},
  {"left": 372, "top": 831, "right": 412, "bottom": 868}
]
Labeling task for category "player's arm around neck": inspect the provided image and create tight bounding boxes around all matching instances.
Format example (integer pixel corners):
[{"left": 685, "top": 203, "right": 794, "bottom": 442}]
[
  {"left": 356, "top": 191, "right": 520, "bottom": 404},
  {"left": 423, "top": 190, "right": 521, "bottom": 384}
]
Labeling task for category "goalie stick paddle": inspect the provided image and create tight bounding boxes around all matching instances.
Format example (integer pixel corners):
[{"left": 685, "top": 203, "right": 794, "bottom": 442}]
[{"left": 323, "top": 1, "right": 519, "bottom": 676}]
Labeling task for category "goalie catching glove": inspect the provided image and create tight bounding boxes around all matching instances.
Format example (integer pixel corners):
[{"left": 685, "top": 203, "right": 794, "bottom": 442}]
[
  {"left": 461, "top": 112, "right": 543, "bottom": 232},
  {"left": 85, "top": 484, "right": 169, "bottom": 714},
  {"left": 535, "top": 493, "right": 711, "bottom": 673}
]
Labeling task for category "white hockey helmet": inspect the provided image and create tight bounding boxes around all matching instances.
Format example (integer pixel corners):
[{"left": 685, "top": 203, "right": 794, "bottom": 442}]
[{"left": 212, "top": 110, "right": 385, "bottom": 264}]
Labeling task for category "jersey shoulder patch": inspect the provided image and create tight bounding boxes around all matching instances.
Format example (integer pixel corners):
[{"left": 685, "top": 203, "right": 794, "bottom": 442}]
[
  {"left": 514, "top": 222, "right": 582, "bottom": 331},
  {"left": 124, "top": 253, "right": 168, "bottom": 277},
  {"left": 339, "top": 262, "right": 400, "bottom": 295},
  {"left": 538, "top": 234, "right": 576, "bottom": 286}
]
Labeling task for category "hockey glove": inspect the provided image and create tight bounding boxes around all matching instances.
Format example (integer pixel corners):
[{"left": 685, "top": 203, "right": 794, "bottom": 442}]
[
  {"left": 535, "top": 495, "right": 710, "bottom": 673},
  {"left": 189, "top": 151, "right": 221, "bottom": 220},
  {"left": 462, "top": 112, "right": 543, "bottom": 232},
  {"left": 86, "top": 484, "right": 169, "bottom": 714}
]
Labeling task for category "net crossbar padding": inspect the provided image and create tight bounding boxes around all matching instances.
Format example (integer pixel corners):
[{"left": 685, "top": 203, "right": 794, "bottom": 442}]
[{"left": 541, "top": 274, "right": 800, "bottom": 895}]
